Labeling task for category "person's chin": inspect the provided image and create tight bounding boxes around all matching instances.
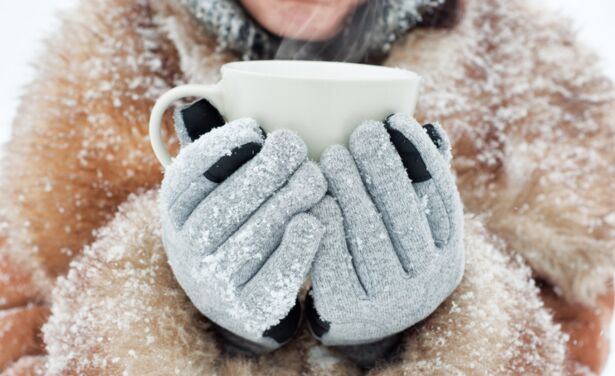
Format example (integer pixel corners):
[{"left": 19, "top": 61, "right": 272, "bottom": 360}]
[{"left": 241, "top": 0, "right": 361, "bottom": 41}]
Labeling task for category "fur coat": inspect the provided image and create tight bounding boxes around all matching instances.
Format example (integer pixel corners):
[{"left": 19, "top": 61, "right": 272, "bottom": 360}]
[{"left": 0, "top": 0, "right": 613, "bottom": 374}]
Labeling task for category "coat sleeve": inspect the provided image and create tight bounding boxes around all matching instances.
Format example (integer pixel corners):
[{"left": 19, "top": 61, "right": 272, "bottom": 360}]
[
  {"left": 42, "top": 191, "right": 568, "bottom": 375},
  {"left": 471, "top": 0, "right": 615, "bottom": 305},
  {"left": 0, "top": 0, "right": 186, "bottom": 371},
  {"left": 394, "top": 0, "right": 615, "bottom": 305}
]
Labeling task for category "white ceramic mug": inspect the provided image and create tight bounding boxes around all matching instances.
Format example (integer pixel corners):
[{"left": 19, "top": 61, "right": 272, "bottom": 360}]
[{"left": 149, "top": 60, "right": 421, "bottom": 167}]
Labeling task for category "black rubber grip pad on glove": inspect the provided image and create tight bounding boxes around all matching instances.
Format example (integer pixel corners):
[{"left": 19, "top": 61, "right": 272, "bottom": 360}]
[
  {"left": 304, "top": 289, "right": 331, "bottom": 339},
  {"left": 263, "top": 298, "right": 303, "bottom": 344},
  {"left": 215, "top": 298, "right": 304, "bottom": 356},
  {"left": 423, "top": 123, "right": 444, "bottom": 149},
  {"left": 335, "top": 334, "right": 403, "bottom": 370},
  {"left": 204, "top": 142, "right": 263, "bottom": 183},
  {"left": 179, "top": 99, "right": 226, "bottom": 142},
  {"left": 306, "top": 289, "right": 401, "bottom": 369},
  {"left": 177, "top": 99, "right": 264, "bottom": 183},
  {"left": 384, "top": 117, "right": 432, "bottom": 183}
]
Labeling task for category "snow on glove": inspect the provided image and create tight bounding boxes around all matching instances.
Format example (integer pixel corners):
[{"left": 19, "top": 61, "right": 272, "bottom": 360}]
[
  {"left": 160, "top": 100, "right": 327, "bottom": 354},
  {"left": 307, "top": 114, "right": 464, "bottom": 367}
]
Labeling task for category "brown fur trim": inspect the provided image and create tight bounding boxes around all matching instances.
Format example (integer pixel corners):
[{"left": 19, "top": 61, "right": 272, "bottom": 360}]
[
  {"left": 0, "top": 306, "right": 49, "bottom": 371},
  {"left": 1, "top": 355, "right": 47, "bottom": 376},
  {"left": 0, "top": 238, "right": 50, "bottom": 371}
]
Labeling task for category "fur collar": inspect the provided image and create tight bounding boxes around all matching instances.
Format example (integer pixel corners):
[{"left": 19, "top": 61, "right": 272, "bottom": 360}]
[{"left": 178, "top": 0, "right": 448, "bottom": 62}]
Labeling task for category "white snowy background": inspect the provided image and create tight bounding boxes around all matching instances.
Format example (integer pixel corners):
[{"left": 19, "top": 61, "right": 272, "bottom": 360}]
[{"left": 0, "top": 0, "right": 613, "bottom": 374}]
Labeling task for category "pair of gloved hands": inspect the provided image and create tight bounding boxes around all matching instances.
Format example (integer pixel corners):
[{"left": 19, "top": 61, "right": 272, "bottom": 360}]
[{"left": 160, "top": 99, "right": 465, "bottom": 367}]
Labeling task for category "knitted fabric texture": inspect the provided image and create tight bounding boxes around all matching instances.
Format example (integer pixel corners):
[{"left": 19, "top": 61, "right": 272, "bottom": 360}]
[{"left": 308, "top": 115, "right": 464, "bottom": 348}]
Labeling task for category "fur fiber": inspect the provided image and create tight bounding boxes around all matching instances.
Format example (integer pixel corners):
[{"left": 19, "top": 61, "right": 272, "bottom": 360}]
[{"left": 0, "top": 0, "right": 613, "bottom": 373}]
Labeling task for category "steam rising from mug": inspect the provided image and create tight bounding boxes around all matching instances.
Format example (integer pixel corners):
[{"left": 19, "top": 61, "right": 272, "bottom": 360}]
[
  {"left": 274, "top": 0, "right": 386, "bottom": 63},
  {"left": 274, "top": 0, "right": 446, "bottom": 62}
]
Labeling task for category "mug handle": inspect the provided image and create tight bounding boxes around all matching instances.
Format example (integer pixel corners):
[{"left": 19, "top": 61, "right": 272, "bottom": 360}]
[{"left": 149, "top": 84, "right": 224, "bottom": 168}]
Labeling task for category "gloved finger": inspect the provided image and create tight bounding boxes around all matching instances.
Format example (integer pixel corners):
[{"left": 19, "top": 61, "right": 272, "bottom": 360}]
[
  {"left": 349, "top": 120, "right": 434, "bottom": 275},
  {"left": 174, "top": 98, "right": 226, "bottom": 147},
  {"left": 385, "top": 114, "right": 463, "bottom": 248},
  {"left": 160, "top": 119, "right": 265, "bottom": 228},
  {"left": 308, "top": 196, "right": 366, "bottom": 333},
  {"left": 320, "top": 145, "right": 403, "bottom": 295},
  {"left": 215, "top": 161, "right": 327, "bottom": 285},
  {"left": 182, "top": 130, "right": 307, "bottom": 255},
  {"left": 423, "top": 122, "right": 452, "bottom": 163},
  {"left": 239, "top": 213, "right": 323, "bottom": 325}
]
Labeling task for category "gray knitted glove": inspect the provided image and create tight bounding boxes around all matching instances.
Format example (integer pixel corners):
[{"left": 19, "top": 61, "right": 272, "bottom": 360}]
[
  {"left": 160, "top": 100, "right": 327, "bottom": 354},
  {"left": 306, "top": 114, "right": 464, "bottom": 367}
]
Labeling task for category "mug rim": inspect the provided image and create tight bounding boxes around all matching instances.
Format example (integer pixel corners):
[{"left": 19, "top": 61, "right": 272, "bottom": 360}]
[{"left": 222, "top": 60, "right": 420, "bottom": 83}]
